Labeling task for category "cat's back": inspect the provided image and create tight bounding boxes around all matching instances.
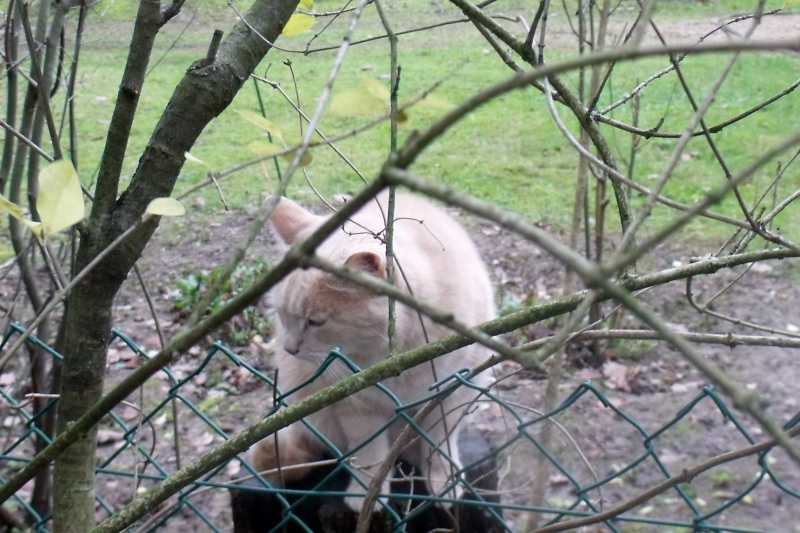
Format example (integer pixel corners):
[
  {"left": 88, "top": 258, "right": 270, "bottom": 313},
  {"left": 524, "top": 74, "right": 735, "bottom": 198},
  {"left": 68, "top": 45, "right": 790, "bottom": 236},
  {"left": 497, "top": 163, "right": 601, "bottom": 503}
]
[
  {"left": 350, "top": 192, "right": 481, "bottom": 257},
  {"left": 350, "top": 192, "right": 495, "bottom": 326}
]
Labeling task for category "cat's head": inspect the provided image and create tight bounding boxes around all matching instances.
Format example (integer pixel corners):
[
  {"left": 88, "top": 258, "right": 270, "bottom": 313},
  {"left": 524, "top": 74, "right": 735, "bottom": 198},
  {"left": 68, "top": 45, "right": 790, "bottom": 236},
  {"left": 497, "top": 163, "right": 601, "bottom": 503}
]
[{"left": 269, "top": 197, "right": 389, "bottom": 366}]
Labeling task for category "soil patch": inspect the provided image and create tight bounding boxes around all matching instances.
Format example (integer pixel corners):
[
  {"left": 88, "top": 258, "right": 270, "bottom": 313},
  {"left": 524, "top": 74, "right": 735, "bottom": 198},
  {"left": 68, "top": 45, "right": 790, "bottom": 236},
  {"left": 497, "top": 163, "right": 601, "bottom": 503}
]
[{"left": 82, "top": 206, "right": 800, "bottom": 532}]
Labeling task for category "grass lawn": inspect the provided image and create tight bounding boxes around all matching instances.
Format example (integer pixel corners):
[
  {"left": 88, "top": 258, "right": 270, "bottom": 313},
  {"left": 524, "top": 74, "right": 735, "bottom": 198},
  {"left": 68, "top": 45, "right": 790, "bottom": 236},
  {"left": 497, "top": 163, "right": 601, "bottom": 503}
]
[{"left": 2, "top": 0, "right": 799, "bottom": 259}]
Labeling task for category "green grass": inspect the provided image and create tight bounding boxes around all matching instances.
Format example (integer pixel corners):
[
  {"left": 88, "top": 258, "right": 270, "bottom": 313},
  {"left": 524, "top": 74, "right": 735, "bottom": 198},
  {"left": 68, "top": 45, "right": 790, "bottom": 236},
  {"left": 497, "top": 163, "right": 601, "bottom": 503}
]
[{"left": 4, "top": 0, "right": 800, "bottom": 253}]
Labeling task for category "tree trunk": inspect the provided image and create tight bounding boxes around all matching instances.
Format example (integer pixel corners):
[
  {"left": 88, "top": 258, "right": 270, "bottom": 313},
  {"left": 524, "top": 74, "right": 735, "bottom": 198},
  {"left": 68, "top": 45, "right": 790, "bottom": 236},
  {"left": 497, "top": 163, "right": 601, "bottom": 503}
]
[
  {"left": 52, "top": 273, "right": 118, "bottom": 532},
  {"left": 50, "top": 0, "right": 300, "bottom": 530}
]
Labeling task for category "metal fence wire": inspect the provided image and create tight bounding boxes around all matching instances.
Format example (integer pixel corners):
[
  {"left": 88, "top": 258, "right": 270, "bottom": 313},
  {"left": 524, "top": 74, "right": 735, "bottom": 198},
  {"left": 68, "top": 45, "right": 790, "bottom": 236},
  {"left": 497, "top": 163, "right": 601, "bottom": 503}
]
[{"left": 0, "top": 322, "right": 798, "bottom": 532}]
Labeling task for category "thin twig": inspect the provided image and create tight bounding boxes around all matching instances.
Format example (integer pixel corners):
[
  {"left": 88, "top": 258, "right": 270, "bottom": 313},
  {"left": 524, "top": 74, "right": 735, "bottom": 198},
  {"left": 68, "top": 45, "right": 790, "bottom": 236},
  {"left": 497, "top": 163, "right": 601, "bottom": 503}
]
[
  {"left": 593, "top": 76, "right": 800, "bottom": 138},
  {"left": 0, "top": 116, "right": 54, "bottom": 162},
  {"left": 303, "top": 254, "right": 541, "bottom": 373},
  {"left": 383, "top": 168, "right": 800, "bottom": 464},
  {"left": 19, "top": 2, "right": 63, "bottom": 160},
  {"left": 522, "top": 328, "right": 800, "bottom": 351},
  {"left": 0, "top": 220, "right": 146, "bottom": 370}
]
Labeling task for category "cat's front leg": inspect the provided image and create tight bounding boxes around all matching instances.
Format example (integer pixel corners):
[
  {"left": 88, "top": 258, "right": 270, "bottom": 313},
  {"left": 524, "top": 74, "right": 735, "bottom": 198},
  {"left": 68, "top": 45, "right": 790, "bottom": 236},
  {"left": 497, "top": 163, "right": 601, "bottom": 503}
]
[
  {"left": 249, "top": 423, "right": 322, "bottom": 486},
  {"left": 343, "top": 426, "right": 393, "bottom": 512},
  {"left": 418, "top": 409, "right": 465, "bottom": 501},
  {"left": 424, "top": 442, "right": 463, "bottom": 500}
]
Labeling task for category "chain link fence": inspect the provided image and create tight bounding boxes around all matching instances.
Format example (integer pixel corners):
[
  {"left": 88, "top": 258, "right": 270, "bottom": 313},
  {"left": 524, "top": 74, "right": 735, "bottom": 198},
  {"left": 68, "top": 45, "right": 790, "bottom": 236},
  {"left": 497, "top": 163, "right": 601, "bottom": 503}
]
[{"left": 1, "top": 323, "right": 798, "bottom": 532}]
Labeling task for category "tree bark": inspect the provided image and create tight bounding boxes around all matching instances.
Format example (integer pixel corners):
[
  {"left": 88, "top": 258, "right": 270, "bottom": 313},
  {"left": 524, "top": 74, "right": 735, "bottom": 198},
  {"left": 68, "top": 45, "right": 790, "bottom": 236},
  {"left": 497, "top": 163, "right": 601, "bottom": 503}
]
[{"left": 51, "top": 0, "right": 300, "bottom": 531}]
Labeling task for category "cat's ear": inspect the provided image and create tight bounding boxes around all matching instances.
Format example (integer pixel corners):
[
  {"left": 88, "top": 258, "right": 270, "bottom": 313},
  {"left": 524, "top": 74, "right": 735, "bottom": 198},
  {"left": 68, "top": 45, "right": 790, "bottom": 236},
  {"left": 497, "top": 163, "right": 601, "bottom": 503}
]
[
  {"left": 268, "top": 196, "right": 319, "bottom": 245},
  {"left": 344, "top": 252, "right": 386, "bottom": 279}
]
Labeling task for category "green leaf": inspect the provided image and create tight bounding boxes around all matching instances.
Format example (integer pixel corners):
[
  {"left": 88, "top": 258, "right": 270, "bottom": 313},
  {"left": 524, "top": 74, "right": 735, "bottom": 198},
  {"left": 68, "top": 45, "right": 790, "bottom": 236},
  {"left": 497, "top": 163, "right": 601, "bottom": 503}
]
[
  {"left": 236, "top": 110, "right": 284, "bottom": 141},
  {"left": 299, "top": 0, "right": 313, "bottom": 10},
  {"left": 37, "top": 159, "right": 85, "bottom": 235},
  {"left": 282, "top": 13, "right": 315, "bottom": 36},
  {"left": 145, "top": 197, "right": 186, "bottom": 217}
]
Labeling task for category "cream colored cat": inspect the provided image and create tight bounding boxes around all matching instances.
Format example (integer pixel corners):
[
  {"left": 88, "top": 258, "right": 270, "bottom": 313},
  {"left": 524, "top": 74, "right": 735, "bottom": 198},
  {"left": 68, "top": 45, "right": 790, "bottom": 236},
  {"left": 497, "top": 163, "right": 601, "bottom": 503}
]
[{"left": 250, "top": 191, "right": 496, "bottom": 511}]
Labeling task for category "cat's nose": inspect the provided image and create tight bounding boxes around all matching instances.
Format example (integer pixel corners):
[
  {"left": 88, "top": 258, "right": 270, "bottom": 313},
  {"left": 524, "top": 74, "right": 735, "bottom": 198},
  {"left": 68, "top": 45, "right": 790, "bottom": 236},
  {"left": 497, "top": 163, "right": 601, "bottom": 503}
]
[{"left": 284, "top": 342, "right": 300, "bottom": 355}]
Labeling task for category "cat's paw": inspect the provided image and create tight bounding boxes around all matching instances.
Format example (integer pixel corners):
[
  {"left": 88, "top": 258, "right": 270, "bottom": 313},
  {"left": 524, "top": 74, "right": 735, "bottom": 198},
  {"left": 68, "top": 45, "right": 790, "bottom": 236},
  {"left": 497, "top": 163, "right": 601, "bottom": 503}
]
[
  {"left": 250, "top": 433, "right": 318, "bottom": 485},
  {"left": 343, "top": 477, "right": 390, "bottom": 514},
  {"left": 249, "top": 439, "right": 282, "bottom": 484}
]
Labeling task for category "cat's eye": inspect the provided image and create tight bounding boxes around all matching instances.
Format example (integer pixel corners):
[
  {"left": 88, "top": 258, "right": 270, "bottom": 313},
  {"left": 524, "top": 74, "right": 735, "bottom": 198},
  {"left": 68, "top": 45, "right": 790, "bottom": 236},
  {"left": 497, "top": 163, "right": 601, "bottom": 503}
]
[{"left": 306, "top": 317, "right": 326, "bottom": 328}]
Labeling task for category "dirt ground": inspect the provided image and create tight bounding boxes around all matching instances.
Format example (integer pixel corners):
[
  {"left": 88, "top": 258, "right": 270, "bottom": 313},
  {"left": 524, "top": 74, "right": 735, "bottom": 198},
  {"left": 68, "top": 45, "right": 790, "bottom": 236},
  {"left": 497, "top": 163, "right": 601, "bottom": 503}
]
[
  {"left": 60, "top": 201, "right": 794, "bottom": 533},
  {"left": 2, "top": 5, "right": 800, "bottom": 533},
  {"left": 2, "top": 201, "right": 799, "bottom": 532}
]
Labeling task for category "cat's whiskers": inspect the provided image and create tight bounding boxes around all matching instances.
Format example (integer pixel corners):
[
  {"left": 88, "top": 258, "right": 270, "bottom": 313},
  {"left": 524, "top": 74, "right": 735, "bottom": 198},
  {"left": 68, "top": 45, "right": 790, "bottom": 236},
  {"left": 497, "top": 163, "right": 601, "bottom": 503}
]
[{"left": 321, "top": 357, "right": 362, "bottom": 386}]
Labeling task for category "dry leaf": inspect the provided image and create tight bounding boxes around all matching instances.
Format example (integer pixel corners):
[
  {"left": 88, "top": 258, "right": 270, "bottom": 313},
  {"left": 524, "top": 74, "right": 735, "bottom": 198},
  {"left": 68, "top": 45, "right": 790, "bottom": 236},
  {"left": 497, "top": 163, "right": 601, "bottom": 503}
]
[
  {"left": 226, "top": 461, "right": 241, "bottom": 477},
  {"left": 603, "top": 361, "right": 631, "bottom": 391},
  {"left": 120, "top": 405, "right": 140, "bottom": 421},
  {"left": 3, "top": 416, "right": 20, "bottom": 428},
  {"left": 751, "top": 262, "right": 773, "bottom": 274},
  {"left": 195, "top": 432, "right": 215, "bottom": 449},
  {"left": 574, "top": 368, "right": 603, "bottom": 381},
  {"left": 97, "top": 429, "right": 124, "bottom": 445}
]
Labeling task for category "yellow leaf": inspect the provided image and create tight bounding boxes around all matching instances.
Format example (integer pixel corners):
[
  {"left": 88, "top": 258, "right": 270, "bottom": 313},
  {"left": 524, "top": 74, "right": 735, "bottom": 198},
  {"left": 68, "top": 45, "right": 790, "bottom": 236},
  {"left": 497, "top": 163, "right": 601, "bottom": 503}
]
[
  {"left": 185, "top": 152, "right": 211, "bottom": 169},
  {"left": 236, "top": 110, "right": 284, "bottom": 141},
  {"left": 247, "top": 141, "right": 285, "bottom": 157},
  {"left": 248, "top": 140, "right": 312, "bottom": 167},
  {"left": 330, "top": 77, "right": 410, "bottom": 124},
  {"left": 416, "top": 93, "right": 455, "bottom": 112},
  {"left": 145, "top": 198, "right": 186, "bottom": 217},
  {"left": 281, "top": 149, "right": 313, "bottom": 168},
  {"left": 284, "top": 137, "right": 319, "bottom": 167},
  {"left": 22, "top": 219, "right": 44, "bottom": 240},
  {"left": 286, "top": 133, "right": 324, "bottom": 147},
  {"left": 0, "top": 194, "right": 25, "bottom": 221},
  {"left": 282, "top": 13, "right": 315, "bottom": 36},
  {"left": 298, "top": 0, "right": 313, "bottom": 10},
  {"left": 329, "top": 89, "right": 388, "bottom": 117},
  {"left": 361, "top": 76, "right": 391, "bottom": 102},
  {"left": 37, "top": 159, "right": 85, "bottom": 235},
  {"left": 1, "top": 194, "right": 43, "bottom": 241}
]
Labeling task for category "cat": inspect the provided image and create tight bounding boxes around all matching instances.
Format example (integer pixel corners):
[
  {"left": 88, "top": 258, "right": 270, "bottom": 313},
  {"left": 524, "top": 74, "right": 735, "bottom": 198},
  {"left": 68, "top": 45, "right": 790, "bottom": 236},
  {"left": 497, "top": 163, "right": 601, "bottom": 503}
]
[{"left": 249, "top": 191, "right": 496, "bottom": 512}]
